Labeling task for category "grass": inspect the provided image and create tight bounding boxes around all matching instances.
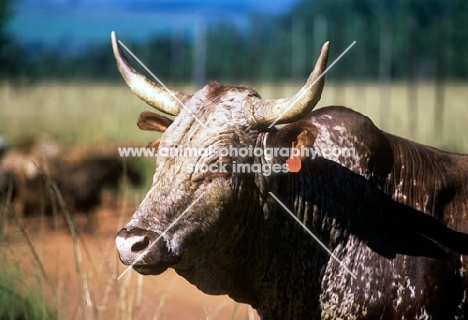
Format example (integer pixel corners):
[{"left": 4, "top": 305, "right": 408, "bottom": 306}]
[
  {"left": 0, "top": 80, "right": 467, "bottom": 319},
  {"left": 1, "top": 81, "right": 467, "bottom": 151},
  {"left": 0, "top": 82, "right": 164, "bottom": 144},
  {"left": 0, "top": 259, "right": 53, "bottom": 319},
  {"left": 260, "top": 81, "right": 468, "bottom": 152}
]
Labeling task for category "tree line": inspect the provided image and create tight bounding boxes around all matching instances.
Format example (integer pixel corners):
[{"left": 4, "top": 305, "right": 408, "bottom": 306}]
[{"left": 1, "top": 0, "right": 467, "bottom": 83}]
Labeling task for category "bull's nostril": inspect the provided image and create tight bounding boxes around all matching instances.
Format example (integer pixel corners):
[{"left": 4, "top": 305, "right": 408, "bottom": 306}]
[{"left": 131, "top": 237, "right": 150, "bottom": 252}]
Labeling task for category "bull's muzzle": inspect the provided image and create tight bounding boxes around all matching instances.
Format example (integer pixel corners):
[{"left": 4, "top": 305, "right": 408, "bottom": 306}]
[{"left": 116, "top": 227, "right": 180, "bottom": 275}]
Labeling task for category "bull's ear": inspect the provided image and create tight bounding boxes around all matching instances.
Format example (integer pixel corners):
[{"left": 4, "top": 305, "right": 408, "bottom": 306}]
[
  {"left": 146, "top": 139, "right": 160, "bottom": 150},
  {"left": 267, "top": 120, "right": 318, "bottom": 160},
  {"left": 137, "top": 111, "right": 173, "bottom": 132}
]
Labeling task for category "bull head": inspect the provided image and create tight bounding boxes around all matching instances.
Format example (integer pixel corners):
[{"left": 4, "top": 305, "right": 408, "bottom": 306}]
[{"left": 112, "top": 30, "right": 329, "bottom": 299}]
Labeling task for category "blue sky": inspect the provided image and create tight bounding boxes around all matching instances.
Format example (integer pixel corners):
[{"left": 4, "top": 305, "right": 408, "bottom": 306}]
[{"left": 8, "top": 0, "right": 301, "bottom": 47}]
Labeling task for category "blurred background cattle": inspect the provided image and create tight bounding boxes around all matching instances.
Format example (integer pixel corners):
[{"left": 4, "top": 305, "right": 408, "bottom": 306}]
[{"left": 0, "top": 137, "right": 142, "bottom": 229}]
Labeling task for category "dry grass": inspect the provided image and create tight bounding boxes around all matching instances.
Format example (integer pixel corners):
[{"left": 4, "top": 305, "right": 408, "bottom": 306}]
[
  {"left": 0, "top": 80, "right": 467, "bottom": 319},
  {"left": 260, "top": 81, "right": 468, "bottom": 152},
  {"left": 1, "top": 81, "right": 467, "bottom": 151},
  {"left": 0, "top": 82, "right": 164, "bottom": 144}
]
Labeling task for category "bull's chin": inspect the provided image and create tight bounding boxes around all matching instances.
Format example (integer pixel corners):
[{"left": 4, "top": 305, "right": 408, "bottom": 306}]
[{"left": 132, "top": 263, "right": 171, "bottom": 275}]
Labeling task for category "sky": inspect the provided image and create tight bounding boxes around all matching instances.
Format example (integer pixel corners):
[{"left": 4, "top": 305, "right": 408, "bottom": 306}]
[{"left": 8, "top": 0, "right": 301, "bottom": 48}]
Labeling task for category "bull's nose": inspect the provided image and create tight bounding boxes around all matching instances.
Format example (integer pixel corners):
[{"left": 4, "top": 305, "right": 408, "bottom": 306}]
[{"left": 116, "top": 227, "right": 160, "bottom": 265}]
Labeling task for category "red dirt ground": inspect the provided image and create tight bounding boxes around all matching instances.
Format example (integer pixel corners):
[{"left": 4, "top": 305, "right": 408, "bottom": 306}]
[{"left": 2, "top": 194, "right": 260, "bottom": 320}]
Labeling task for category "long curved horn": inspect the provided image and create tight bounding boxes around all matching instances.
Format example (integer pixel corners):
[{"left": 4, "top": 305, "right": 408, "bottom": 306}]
[
  {"left": 111, "top": 31, "right": 191, "bottom": 116},
  {"left": 247, "top": 42, "right": 329, "bottom": 127}
]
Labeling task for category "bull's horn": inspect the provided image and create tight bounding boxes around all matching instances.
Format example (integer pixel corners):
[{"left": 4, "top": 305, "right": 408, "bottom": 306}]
[
  {"left": 111, "top": 31, "right": 191, "bottom": 116},
  {"left": 247, "top": 42, "right": 329, "bottom": 127}
]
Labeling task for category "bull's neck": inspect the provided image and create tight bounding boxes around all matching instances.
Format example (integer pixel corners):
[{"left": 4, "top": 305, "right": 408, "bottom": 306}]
[
  {"left": 245, "top": 133, "right": 336, "bottom": 319},
  {"left": 252, "top": 207, "right": 330, "bottom": 319}
]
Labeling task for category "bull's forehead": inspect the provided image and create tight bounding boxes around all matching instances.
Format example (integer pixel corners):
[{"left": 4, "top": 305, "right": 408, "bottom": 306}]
[
  {"left": 194, "top": 81, "right": 261, "bottom": 109},
  {"left": 162, "top": 82, "right": 261, "bottom": 147}
]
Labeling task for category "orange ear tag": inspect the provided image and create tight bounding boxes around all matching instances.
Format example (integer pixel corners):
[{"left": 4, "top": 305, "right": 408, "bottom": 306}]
[{"left": 286, "top": 141, "right": 302, "bottom": 173}]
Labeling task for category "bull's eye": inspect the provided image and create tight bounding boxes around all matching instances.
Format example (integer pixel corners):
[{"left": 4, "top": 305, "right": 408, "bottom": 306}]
[
  {"left": 211, "top": 157, "right": 233, "bottom": 176},
  {"left": 192, "top": 157, "right": 232, "bottom": 184}
]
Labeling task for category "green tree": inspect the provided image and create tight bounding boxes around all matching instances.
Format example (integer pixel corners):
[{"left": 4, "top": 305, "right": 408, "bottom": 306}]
[
  {"left": 0, "top": 0, "right": 24, "bottom": 79},
  {"left": 0, "top": 0, "right": 12, "bottom": 49},
  {"left": 0, "top": 0, "right": 13, "bottom": 75}
]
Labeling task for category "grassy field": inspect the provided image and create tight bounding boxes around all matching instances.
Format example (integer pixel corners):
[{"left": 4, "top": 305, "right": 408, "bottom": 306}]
[
  {"left": 1, "top": 81, "right": 467, "bottom": 151},
  {"left": 0, "top": 82, "right": 174, "bottom": 145},
  {"left": 0, "top": 81, "right": 467, "bottom": 319},
  {"left": 261, "top": 81, "right": 468, "bottom": 152}
]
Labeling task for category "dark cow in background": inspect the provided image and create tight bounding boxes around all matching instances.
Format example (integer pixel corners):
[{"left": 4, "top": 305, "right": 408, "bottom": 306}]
[
  {"left": 111, "top": 31, "right": 468, "bottom": 319},
  {"left": 0, "top": 137, "right": 12, "bottom": 200},
  {"left": 0, "top": 137, "right": 141, "bottom": 229},
  {"left": 0, "top": 137, "right": 7, "bottom": 159}
]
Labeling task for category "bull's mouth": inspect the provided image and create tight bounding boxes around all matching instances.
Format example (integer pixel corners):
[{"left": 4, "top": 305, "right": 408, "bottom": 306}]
[
  {"left": 118, "top": 246, "right": 182, "bottom": 275},
  {"left": 119, "top": 255, "right": 181, "bottom": 275},
  {"left": 132, "top": 262, "right": 176, "bottom": 275}
]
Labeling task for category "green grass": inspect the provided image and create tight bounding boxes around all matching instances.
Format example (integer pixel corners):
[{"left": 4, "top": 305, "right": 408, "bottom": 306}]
[{"left": 0, "top": 262, "right": 53, "bottom": 320}]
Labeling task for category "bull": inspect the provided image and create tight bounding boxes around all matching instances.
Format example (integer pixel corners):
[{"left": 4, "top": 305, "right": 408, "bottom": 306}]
[{"left": 112, "top": 31, "right": 468, "bottom": 319}]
